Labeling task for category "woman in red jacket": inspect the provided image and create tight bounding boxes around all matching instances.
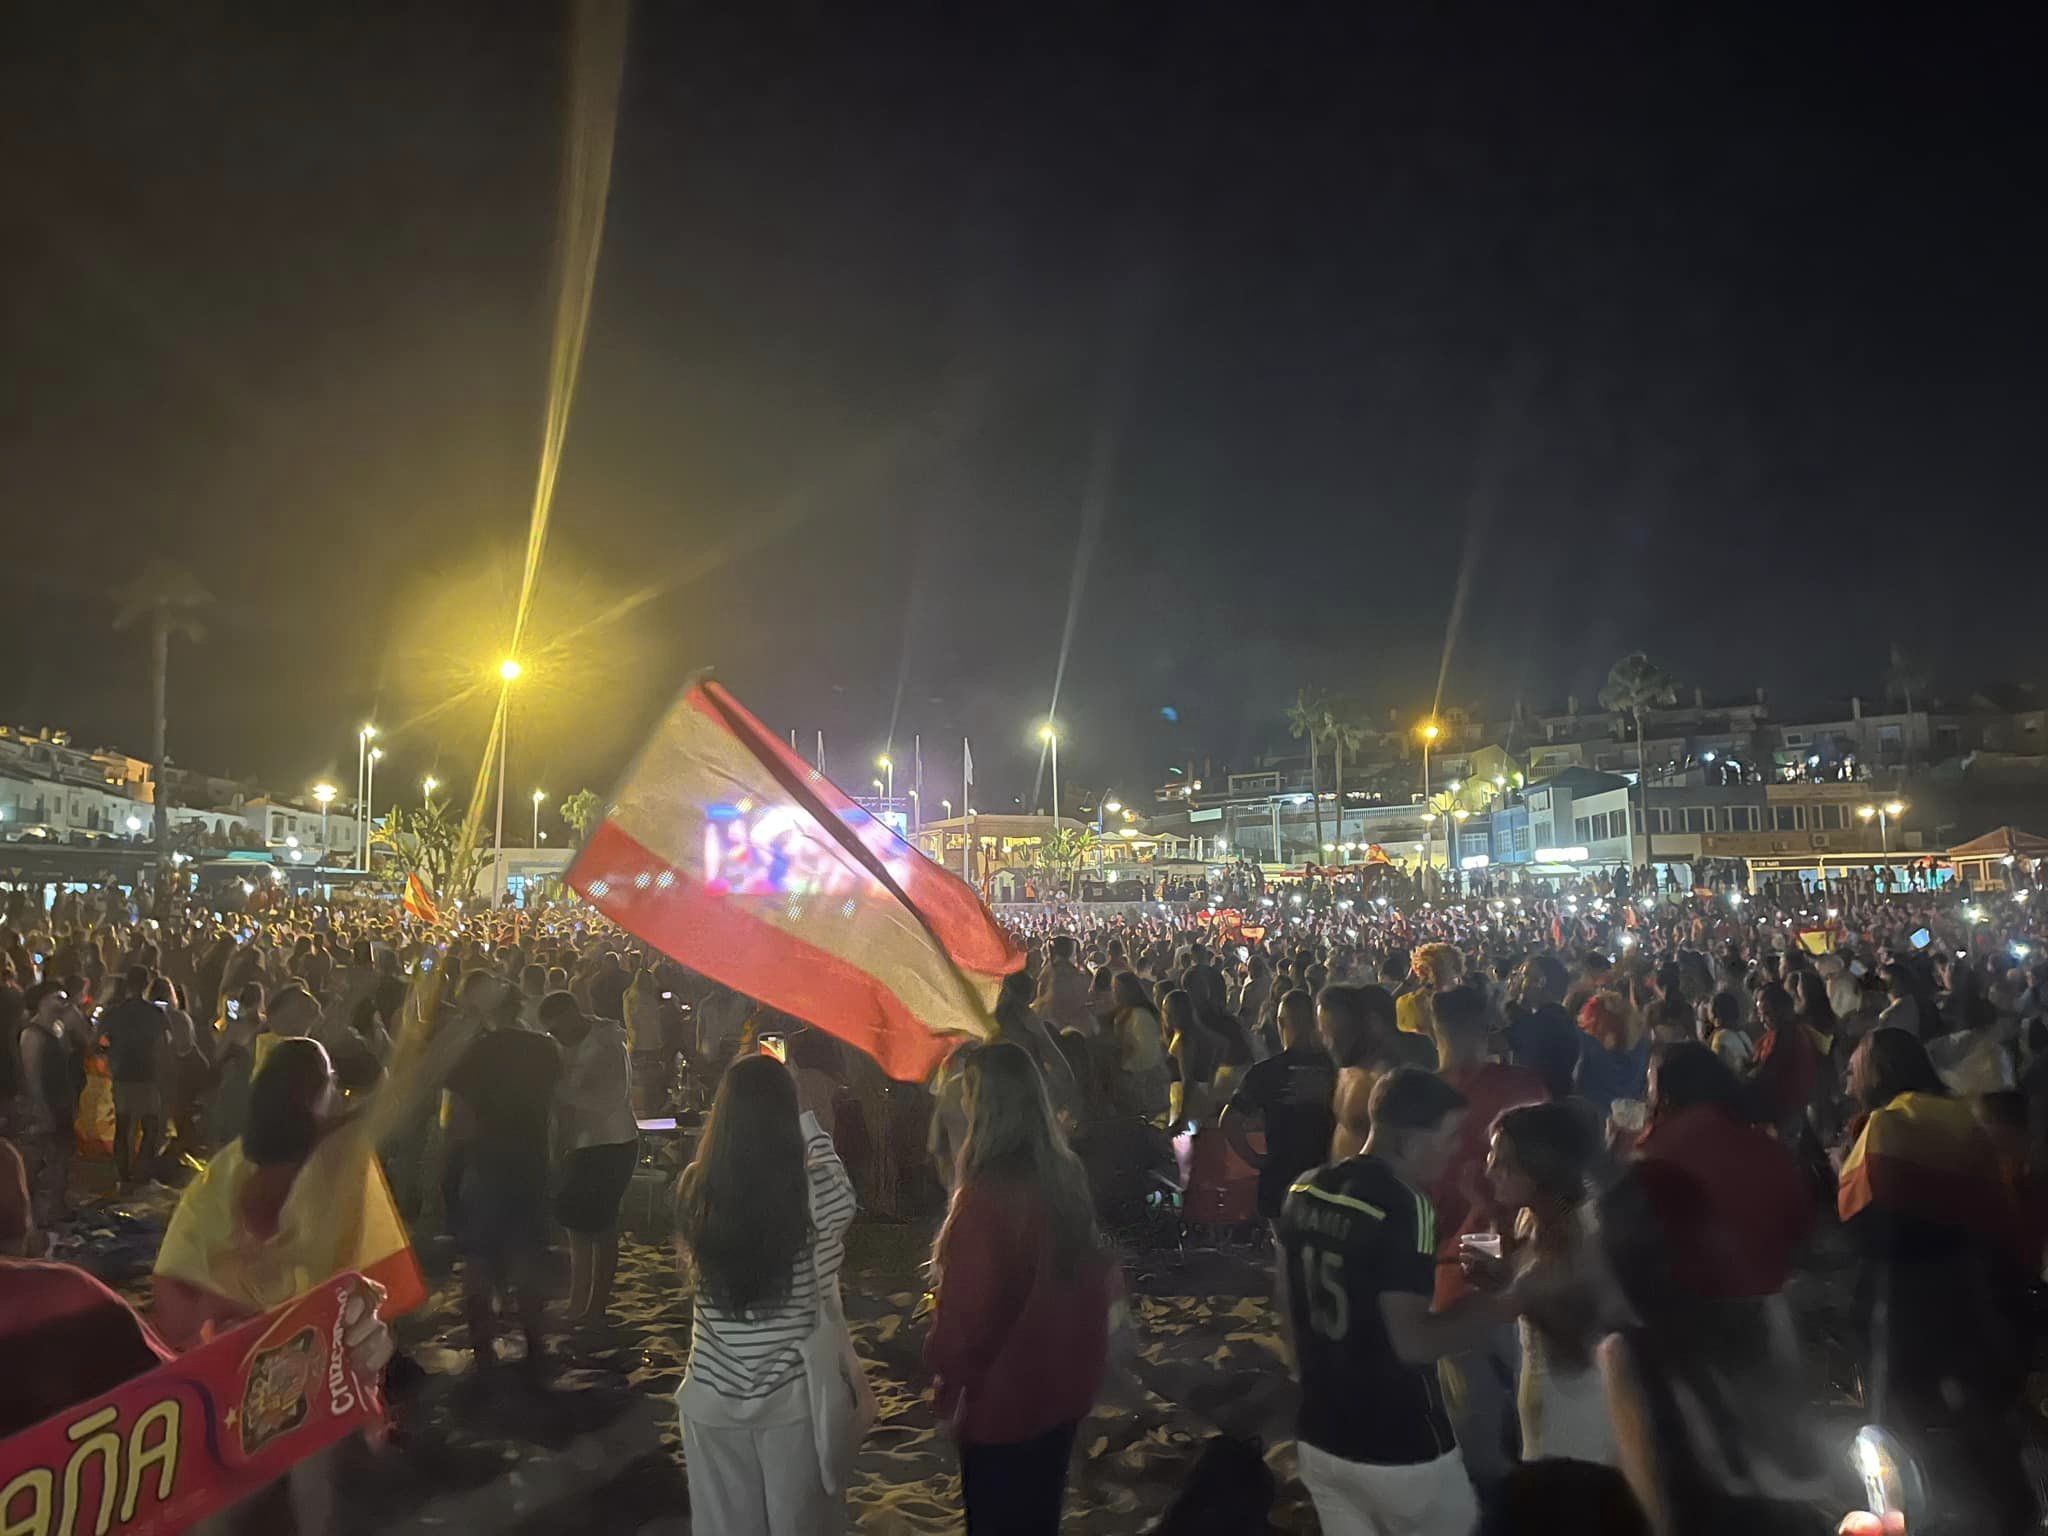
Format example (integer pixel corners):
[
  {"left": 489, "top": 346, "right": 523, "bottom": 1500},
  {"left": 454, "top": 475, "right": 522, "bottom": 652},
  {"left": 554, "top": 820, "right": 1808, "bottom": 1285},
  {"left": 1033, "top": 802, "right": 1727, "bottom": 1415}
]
[{"left": 927, "top": 1042, "right": 1118, "bottom": 1534}]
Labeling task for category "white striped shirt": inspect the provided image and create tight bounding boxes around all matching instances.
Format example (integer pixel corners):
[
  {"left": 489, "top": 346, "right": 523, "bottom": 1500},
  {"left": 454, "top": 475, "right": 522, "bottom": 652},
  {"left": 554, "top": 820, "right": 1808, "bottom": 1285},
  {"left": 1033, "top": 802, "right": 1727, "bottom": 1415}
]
[{"left": 683, "top": 1112, "right": 856, "bottom": 1405}]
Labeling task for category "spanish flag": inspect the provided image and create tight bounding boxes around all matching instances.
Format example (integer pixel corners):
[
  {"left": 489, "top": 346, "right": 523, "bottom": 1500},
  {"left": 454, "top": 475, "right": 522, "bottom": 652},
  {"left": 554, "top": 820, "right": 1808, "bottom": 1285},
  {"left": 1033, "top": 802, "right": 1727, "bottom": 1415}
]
[
  {"left": 569, "top": 680, "right": 1021, "bottom": 1080},
  {"left": 1838, "top": 1090, "right": 2024, "bottom": 1259},
  {"left": 402, "top": 869, "right": 439, "bottom": 924},
  {"left": 152, "top": 1121, "right": 427, "bottom": 1348}
]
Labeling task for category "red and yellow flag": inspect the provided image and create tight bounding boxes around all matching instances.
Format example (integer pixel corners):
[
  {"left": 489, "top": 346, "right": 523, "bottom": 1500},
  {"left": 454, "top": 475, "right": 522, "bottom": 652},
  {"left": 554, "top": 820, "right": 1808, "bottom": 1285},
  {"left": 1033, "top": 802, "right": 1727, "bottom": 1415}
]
[
  {"left": 568, "top": 680, "right": 1022, "bottom": 1080},
  {"left": 153, "top": 1123, "right": 426, "bottom": 1347},
  {"left": 1838, "top": 1090, "right": 2024, "bottom": 1257},
  {"left": 402, "top": 870, "right": 438, "bottom": 925}
]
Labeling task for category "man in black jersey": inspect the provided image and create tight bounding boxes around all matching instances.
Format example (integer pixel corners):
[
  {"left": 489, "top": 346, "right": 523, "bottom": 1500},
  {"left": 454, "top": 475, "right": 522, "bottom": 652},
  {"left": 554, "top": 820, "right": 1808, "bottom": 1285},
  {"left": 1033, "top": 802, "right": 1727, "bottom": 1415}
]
[{"left": 1277, "top": 1069, "right": 1507, "bottom": 1534}]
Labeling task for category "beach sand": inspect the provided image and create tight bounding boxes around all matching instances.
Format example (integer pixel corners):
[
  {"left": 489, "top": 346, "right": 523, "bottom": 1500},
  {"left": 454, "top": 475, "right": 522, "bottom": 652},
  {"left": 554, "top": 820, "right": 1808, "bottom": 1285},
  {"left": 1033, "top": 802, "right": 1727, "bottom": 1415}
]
[{"left": 84, "top": 1188, "right": 1311, "bottom": 1533}]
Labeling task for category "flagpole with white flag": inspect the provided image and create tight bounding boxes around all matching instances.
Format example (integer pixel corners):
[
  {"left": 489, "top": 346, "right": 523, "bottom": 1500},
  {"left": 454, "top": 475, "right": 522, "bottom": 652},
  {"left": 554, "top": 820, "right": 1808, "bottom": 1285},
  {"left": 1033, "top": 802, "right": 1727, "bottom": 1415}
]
[{"left": 962, "top": 736, "right": 974, "bottom": 886}]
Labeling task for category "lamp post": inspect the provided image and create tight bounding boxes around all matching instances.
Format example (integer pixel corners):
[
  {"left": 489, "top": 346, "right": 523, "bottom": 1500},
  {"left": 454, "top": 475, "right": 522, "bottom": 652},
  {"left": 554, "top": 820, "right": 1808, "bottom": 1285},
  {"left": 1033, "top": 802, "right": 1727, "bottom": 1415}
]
[
  {"left": 364, "top": 748, "right": 381, "bottom": 869},
  {"left": 355, "top": 724, "right": 377, "bottom": 870},
  {"left": 1418, "top": 721, "right": 1440, "bottom": 891},
  {"left": 907, "top": 787, "right": 919, "bottom": 834},
  {"left": 1858, "top": 799, "right": 1906, "bottom": 854},
  {"left": 1038, "top": 723, "right": 1060, "bottom": 822},
  {"left": 313, "top": 783, "right": 336, "bottom": 862},
  {"left": 1098, "top": 797, "right": 1120, "bottom": 872},
  {"left": 877, "top": 754, "right": 894, "bottom": 804},
  {"left": 494, "top": 659, "right": 521, "bottom": 904},
  {"left": 422, "top": 775, "right": 438, "bottom": 806},
  {"left": 532, "top": 788, "right": 546, "bottom": 847}
]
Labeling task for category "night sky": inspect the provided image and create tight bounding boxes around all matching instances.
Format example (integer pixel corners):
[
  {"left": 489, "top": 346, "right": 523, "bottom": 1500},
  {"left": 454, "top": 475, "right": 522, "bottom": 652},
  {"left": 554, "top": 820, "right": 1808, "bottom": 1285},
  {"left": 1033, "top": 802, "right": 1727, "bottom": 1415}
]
[{"left": 5, "top": 2, "right": 2042, "bottom": 823}]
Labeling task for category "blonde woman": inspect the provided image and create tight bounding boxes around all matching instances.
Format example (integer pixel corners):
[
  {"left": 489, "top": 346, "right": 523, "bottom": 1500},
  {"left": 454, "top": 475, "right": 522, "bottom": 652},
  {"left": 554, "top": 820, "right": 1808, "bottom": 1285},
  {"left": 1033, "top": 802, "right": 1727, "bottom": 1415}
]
[
  {"left": 928, "top": 1043, "right": 1119, "bottom": 1534},
  {"left": 1397, "top": 941, "right": 1465, "bottom": 1039}
]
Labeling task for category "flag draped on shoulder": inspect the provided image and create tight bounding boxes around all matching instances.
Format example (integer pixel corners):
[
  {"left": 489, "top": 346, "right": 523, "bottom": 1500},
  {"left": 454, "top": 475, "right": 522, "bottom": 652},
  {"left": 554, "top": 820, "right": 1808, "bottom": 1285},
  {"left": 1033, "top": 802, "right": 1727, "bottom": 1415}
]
[
  {"left": 153, "top": 1122, "right": 427, "bottom": 1347},
  {"left": 569, "top": 680, "right": 1022, "bottom": 1080},
  {"left": 1837, "top": 1089, "right": 2026, "bottom": 1260}
]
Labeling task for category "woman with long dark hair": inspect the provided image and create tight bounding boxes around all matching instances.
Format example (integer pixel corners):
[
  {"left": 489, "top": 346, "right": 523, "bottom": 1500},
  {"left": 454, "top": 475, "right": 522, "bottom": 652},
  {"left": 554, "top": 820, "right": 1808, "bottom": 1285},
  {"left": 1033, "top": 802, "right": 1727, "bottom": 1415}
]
[
  {"left": 675, "top": 1053, "right": 856, "bottom": 1534},
  {"left": 928, "top": 1042, "right": 1118, "bottom": 1533}
]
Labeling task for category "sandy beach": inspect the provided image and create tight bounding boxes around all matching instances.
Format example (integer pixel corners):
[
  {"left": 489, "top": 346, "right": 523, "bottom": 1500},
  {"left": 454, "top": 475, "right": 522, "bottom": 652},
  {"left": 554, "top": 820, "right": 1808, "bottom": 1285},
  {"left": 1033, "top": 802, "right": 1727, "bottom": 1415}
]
[{"left": 81, "top": 1183, "right": 1317, "bottom": 1534}]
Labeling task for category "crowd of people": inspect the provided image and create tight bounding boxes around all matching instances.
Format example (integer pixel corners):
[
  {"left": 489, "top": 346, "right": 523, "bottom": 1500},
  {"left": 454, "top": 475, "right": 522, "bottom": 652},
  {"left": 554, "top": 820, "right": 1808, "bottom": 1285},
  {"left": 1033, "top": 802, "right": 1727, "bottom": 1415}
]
[{"left": 0, "top": 861, "right": 2043, "bottom": 1532}]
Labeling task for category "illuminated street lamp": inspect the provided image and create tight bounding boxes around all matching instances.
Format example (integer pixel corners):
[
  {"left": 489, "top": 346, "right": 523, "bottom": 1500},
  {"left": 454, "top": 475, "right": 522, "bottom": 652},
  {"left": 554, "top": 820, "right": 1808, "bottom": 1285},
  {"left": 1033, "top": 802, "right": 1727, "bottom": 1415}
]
[
  {"left": 1417, "top": 721, "right": 1441, "bottom": 887},
  {"left": 492, "top": 658, "right": 522, "bottom": 903},
  {"left": 364, "top": 748, "right": 382, "bottom": 868},
  {"left": 941, "top": 798, "right": 953, "bottom": 817},
  {"left": 532, "top": 788, "right": 546, "bottom": 847},
  {"left": 313, "top": 782, "right": 337, "bottom": 859},
  {"left": 1038, "top": 722, "right": 1061, "bottom": 821},
  {"left": 877, "top": 754, "right": 894, "bottom": 802},
  {"left": 1858, "top": 799, "right": 1907, "bottom": 853},
  {"left": 355, "top": 724, "right": 378, "bottom": 871},
  {"left": 422, "top": 775, "right": 439, "bottom": 805}
]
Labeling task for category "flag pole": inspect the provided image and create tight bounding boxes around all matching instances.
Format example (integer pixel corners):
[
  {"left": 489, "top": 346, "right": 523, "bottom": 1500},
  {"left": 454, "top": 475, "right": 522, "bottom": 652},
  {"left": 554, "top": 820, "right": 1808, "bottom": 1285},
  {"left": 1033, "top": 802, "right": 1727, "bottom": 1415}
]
[{"left": 815, "top": 729, "right": 824, "bottom": 774}]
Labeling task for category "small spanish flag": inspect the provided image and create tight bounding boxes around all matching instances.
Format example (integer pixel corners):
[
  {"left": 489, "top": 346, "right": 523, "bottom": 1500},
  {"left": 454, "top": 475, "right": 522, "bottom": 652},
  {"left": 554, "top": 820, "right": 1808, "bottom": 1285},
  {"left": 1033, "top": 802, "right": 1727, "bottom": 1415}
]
[
  {"left": 152, "top": 1122, "right": 427, "bottom": 1348},
  {"left": 402, "top": 869, "right": 438, "bottom": 925}
]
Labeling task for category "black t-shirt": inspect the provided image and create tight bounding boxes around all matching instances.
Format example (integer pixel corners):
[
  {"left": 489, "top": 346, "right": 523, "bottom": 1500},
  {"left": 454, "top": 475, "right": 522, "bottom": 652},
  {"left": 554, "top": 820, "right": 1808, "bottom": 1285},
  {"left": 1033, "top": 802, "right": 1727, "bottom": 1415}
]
[
  {"left": 447, "top": 1027, "right": 562, "bottom": 1180},
  {"left": 1229, "top": 1045, "right": 1337, "bottom": 1217},
  {"left": 99, "top": 996, "right": 165, "bottom": 1083},
  {"left": 1278, "top": 1155, "right": 1458, "bottom": 1465}
]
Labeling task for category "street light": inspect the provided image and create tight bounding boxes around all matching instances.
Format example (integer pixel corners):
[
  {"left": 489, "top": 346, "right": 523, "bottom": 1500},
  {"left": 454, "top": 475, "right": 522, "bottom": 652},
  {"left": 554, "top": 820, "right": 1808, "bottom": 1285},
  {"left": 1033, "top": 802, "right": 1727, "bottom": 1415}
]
[
  {"left": 492, "top": 659, "right": 522, "bottom": 904},
  {"left": 941, "top": 798, "right": 953, "bottom": 817},
  {"left": 1038, "top": 722, "right": 1061, "bottom": 821},
  {"left": 422, "top": 775, "right": 439, "bottom": 804},
  {"left": 356, "top": 724, "right": 378, "bottom": 871},
  {"left": 1858, "top": 799, "right": 1907, "bottom": 853},
  {"left": 877, "top": 754, "right": 894, "bottom": 803},
  {"left": 364, "top": 749, "right": 381, "bottom": 867},
  {"left": 1417, "top": 721, "right": 1440, "bottom": 889},
  {"left": 532, "top": 788, "right": 546, "bottom": 847},
  {"left": 313, "top": 782, "right": 337, "bottom": 859}
]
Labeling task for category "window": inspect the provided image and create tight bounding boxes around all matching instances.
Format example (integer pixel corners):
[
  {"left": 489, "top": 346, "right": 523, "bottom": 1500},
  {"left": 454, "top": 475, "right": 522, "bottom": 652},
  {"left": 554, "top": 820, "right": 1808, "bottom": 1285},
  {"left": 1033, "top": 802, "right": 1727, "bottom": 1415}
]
[
  {"left": 1655, "top": 808, "right": 1674, "bottom": 833},
  {"left": 1515, "top": 826, "right": 1531, "bottom": 853},
  {"left": 271, "top": 813, "right": 284, "bottom": 837},
  {"left": 1784, "top": 732, "right": 1808, "bottom": 747},
  {"left": 1684, "top": 807, "right": 1709, "bottom": 833},
  {"left": 1574, "top": 816, "right": 1591, "bottom": 843}
]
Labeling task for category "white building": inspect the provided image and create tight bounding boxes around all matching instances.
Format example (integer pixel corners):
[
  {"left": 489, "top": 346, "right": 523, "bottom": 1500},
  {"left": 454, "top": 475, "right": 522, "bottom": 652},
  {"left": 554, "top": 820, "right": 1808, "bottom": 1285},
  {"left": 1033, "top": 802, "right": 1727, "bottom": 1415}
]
[
  {"left": 1521, "top": 767, "right": 1636, "bottom": 868},
  {"left": 239, "top": 797, "right": 367, "bottom": 865}
]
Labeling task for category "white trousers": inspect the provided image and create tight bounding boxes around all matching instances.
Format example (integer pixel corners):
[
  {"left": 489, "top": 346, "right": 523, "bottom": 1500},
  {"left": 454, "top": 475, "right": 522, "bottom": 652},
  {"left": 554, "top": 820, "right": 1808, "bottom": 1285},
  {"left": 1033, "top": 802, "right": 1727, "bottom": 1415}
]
[
  {"left": 682, "top": 1413, "right": 843, "bottom": 1536},
  {"left": 1297, "top": 1443, "right": 1478, "bottom": 1536}
]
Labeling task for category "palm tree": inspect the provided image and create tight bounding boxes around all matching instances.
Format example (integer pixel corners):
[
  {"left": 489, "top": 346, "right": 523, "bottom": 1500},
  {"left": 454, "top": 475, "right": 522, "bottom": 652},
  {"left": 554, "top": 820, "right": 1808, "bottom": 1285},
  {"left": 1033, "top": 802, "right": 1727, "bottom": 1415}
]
[
  {"left": 1040, "top": 825, "right": 1101, "bottom": 889},
  {"left": 1599, "top": 652, "right": 1678, "bottom": 870},
  {"left": 1286, "top": 688, "right": 1327, "bottom": 859},
  {"left": 113, "top": 561, "right": 213, "bottom": 909},
  {"left": 1885, "top": 642, "right": 1931, "bottom": 767},
  {"left": 374, "top": 800, "right": 484, "bottom": 906},
  {"left": 1319, "top": 702, "right": 1365, "bottom": 862},
  {"left": 560, "top": 787, "right": 605, "bottom": 845}
]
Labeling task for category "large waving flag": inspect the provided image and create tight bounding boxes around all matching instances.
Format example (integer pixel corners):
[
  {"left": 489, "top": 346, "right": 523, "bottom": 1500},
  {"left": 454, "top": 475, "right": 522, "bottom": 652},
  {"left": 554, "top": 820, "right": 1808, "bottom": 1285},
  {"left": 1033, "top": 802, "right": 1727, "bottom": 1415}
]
[{"left": 569, "top": 680, "right": 1022, "bottom": 1080}]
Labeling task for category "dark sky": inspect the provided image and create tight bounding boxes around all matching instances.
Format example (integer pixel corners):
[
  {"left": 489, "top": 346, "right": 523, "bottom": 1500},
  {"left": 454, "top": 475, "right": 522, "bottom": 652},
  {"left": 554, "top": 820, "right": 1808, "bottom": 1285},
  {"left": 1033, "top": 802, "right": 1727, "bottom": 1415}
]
[{"left": 4, "top": 1, "right": 2042, "bottom": 823}]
